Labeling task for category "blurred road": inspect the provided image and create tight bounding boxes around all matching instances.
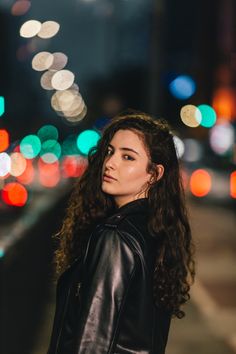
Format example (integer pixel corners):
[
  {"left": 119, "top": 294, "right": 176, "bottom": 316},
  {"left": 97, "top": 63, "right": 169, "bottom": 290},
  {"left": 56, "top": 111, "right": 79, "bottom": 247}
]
[{"left": 31, "top": 199, "right": 236, "bottom": 354}]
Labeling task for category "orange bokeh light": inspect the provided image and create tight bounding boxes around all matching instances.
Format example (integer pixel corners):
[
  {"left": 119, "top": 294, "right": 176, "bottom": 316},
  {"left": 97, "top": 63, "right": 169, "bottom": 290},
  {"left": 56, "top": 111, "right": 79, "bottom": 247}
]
[
  {"left": 212, "top": 88, "right": 235, "bottom": 121},
  {"left": 190, "top": 169, "right": 211, "bottom": 197},
  {"left": 230, "top": 171, "right": 236, "bottom": 198},
  {"left": 0, "top": 129, "right": 9, "bottom": 152},
  {"left": 1, "top": 182, "right": 28, "bottom": 206}
]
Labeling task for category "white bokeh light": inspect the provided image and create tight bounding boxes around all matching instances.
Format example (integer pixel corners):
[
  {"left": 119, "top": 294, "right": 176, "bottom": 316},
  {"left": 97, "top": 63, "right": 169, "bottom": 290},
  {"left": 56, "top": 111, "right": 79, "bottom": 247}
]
[
  {"left": 209, "top": 121, "right": 235, "bottom": 155},
  {"left": 173, "top": 135, "right": 185, "bottom": 159},
  {"left": 0, "top": 153, "right": 11, "bottom": 177}
]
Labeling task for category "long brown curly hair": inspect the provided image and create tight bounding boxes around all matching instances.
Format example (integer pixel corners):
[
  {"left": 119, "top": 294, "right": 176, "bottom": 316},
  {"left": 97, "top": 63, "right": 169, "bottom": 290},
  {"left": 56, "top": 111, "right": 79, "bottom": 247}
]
[{"left": 53, "top": 109, "right": 195, "bottom": 319}]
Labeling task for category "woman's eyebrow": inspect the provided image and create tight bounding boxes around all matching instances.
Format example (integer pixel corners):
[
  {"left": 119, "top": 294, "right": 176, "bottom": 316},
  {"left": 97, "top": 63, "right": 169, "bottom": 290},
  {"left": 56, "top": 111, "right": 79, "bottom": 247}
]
[{"left": 108, "top": 143, "right": 140, "bottom": 156}]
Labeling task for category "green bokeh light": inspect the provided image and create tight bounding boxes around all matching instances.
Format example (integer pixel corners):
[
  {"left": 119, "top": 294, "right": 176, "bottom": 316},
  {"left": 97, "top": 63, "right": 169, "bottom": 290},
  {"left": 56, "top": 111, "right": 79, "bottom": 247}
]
[
  {"left": 20, "top": 135, "right": 41, "bottom": 159},
  {"left": 77, "top": 130, "right": 101, "bottom": 155},
  {"left": 37, "top": 125, "right": 59, "bottom": 142},
  {"left": 40, "top": 139, "right": 61, "bottom": 162},
  {"left": 197, "top": 104, "right": 216, "bottom": 128}
]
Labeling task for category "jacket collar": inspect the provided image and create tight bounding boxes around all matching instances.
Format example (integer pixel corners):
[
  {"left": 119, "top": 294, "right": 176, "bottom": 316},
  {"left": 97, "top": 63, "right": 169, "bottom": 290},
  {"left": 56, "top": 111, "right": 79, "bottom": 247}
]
[{"left": 114, "top": 197, "right": 149, "bottom": 216}]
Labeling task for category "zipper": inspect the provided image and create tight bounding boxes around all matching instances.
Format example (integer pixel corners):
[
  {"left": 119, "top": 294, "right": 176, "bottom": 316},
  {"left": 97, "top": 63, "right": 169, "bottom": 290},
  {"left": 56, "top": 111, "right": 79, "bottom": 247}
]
[
  {"left": 55, "top": 286, "right": 71, "bottom": 354},
  {"left": 75, "top": 282, "right": 81, "bottom": 297}
]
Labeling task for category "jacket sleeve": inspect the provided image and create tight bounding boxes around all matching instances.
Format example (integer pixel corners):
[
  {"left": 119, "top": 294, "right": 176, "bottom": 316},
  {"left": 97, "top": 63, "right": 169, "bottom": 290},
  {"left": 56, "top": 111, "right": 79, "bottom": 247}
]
[{"left": 75, "top": 227, "right": 136, "bottom": 353}]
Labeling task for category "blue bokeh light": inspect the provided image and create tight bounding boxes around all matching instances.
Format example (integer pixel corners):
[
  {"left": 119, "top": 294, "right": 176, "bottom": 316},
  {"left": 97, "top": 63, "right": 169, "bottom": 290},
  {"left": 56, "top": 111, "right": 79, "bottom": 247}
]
[{"left": 169, "top": 75, "right": 196, "bottom": 100}]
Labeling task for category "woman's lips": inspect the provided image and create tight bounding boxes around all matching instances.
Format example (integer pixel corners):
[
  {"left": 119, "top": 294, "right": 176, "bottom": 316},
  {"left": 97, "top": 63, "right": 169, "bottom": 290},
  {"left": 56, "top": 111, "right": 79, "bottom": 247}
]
[{"left": 103, "top": 174, "right": 116, "bottom": 181}]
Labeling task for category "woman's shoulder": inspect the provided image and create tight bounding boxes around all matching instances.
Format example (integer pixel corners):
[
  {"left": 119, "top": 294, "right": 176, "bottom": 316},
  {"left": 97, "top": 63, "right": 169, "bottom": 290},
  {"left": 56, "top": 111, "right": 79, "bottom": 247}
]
[{"left": 98, "top": 210, "right": 150, "bottom": 258}]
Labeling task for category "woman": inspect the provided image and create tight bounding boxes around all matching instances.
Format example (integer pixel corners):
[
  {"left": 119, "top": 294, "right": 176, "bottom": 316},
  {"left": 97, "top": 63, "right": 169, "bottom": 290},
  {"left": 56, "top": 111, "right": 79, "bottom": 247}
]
[{"left": 47, "top": 110, "right": 195, "bottom": 354}]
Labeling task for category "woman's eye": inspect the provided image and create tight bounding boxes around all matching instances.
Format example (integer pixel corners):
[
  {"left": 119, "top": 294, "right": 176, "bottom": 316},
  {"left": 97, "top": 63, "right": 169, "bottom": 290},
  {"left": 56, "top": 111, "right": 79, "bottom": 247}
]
[
  {"left": 123, "top": 155, "right": 134, "bottom": 161},
  {"left": 106, "top": 149, "right": 134, "bottom": 161},
  {"left": 107, "top": 149, "right": 113, "bottom": 155}
]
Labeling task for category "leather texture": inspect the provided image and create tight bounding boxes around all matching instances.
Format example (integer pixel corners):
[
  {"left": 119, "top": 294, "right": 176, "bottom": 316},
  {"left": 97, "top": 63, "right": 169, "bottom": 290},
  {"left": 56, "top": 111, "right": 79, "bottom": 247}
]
[{"left": 47, "top": 198, "right": 171, "bottom": 354}]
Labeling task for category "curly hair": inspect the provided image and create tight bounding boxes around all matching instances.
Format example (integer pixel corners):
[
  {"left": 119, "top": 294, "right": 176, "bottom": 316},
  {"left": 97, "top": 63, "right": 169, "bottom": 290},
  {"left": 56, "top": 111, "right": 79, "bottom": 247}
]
[{"left": 53, "top": 109, "right": 195, "bottom": 319}]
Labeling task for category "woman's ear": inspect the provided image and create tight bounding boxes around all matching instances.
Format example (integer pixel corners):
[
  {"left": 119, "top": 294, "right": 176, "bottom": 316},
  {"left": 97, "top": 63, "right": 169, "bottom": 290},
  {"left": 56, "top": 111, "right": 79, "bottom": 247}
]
[
  {"left": 156, "top": 164, "right": 164, "bottom": 181},
  {"left": 150, "top": 164, "right": 164, "bottom": 184}
]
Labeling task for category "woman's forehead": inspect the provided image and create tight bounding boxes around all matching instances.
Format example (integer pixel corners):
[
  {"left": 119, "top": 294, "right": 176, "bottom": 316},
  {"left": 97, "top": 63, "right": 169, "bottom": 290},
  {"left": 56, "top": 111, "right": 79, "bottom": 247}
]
[{"left": 109, "top": 129, "right": 149, "bottom": 157}]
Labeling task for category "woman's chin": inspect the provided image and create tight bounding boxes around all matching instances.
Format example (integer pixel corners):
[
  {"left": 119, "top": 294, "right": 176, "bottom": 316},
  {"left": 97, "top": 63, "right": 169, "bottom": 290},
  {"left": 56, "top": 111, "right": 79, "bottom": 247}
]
[{"left": 101, "top": 185, "right": 113, "bottom": 194}]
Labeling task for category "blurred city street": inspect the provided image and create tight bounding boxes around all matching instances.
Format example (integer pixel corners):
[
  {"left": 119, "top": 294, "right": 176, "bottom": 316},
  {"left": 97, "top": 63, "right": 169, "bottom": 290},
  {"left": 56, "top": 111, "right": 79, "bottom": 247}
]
[{"left": 0, "top": 0, "right": 236, "bottom": 353}]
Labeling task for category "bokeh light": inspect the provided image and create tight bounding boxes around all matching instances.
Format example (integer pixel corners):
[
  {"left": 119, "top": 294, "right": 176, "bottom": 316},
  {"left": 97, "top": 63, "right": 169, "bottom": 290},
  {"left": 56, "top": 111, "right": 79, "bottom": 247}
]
[
  {"left": 38, "top": 159, "right": 60, "bottom": 187},
  {"left": 10, "top": 152, "right": 27, "bottom": 177},
  {"left": 51, "top": 89, "right": 81, "bottom": 112},
  {"left": 40, "top": 71, "right": 55, "bottom": 90},
  {"left": 212, "top": 88, "right": 235, "bottom": 121},
  {"left": 169, "top": 75, "right": 196, "bottom": 100},
  {"left": 1, "top": 182, "right": 28, "bottom": 207},
  {"left": 63, "top": 102, "right": 86, "bottom": 121},
  {"left": 37, "top": 125, "right": 59, "bottom": 142},
  {"left": 230, "top": 171, "right": 236, "bottom": 198},
  {"left": 0, "top": 129, "right": 9, "bottom": 152},
  {"left": 40, "top": 139, "right": 61, "bottom": 163},
  {"left": 61, "top": 135, "right": 80, "bottom": 156},
  {"left": 11, "top": 1, "right": 31, "bottom": 16},
  {"left": 51, "top": 70, "right": 75, "bottom": 91},
  {"left": 197, "top": 104, "right": 217, "bottom": 128},
  {"left": 190, "top": 169, "right": 212, "bottom": 197},
  {"left": 173, "top": 136, "right": 185, "bottom": 158},
  {"left": 180, "top": 105, "right": 201, "bottom": 127},
  {"left": 16, "top": 159, "right": 35, "bottom": 185},
  {"left": 77, "top": 130, "right": 101, "bottom": 155},
  {"left": 62, "top": 156, "right": 88, "bottom": 178},
  {"left": 37, "top": 21, "right": 60, "bottom": 39},
  {"left": 49, "top": 52, "right": 68, "bottom": 70},
  {"left": 32, "top": 51, "right": 54, "bottom": 71},
  {"left": 0, "top": 153, "right": 11, "bottom": 177},
  {"left": 209, "top": 120, "right": 235, "bottom": 155},
  {"left": 20, "top": 134, "right": 41, "bottom": 159},
  {"left": 0, "top": 96, "right": 5, "bottom": 117},
  {"left": 182, "top": 139, "right": 203, "bottom": 162},
  {"left": 20, "top": 20, "right": 41, "bottom": 38}
]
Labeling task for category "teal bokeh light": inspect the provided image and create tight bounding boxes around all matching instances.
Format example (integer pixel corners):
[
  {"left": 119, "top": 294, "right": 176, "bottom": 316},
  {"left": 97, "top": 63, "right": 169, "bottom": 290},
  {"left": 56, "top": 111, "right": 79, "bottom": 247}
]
[
  {"left": 0, "top": 248, "right": 4, "bottom": 258},
  {"left": 40, "top": 139, "right": 61, "bottom": 162},
  {"left": 37, "top": 125, "right": 59, "bottom": 142},
  {"left": 0, "top": 96, "right": 5, "bottom": 117},
  {"left": 77, "top": 130, "right": 101, "bottom": 155},
  {"left": 20, "top": 135, "right": 41, "bottom": 159},
  {"left": 197, "top": 104, "right": 217, "bottom": 128},
  {"left": 61, "top": 135, "right": 80, "bottom": 156}
]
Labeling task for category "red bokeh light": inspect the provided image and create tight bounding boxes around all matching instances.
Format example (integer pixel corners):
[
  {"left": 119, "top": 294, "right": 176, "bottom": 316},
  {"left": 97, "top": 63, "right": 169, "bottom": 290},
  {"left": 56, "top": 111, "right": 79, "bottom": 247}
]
[
  {"left": 62, "top": 156, "right": 87, "bottom": 178},
  {"left": 38, "top": 158, "right": 60, "bottom": 187},
  {"left": 16, "top": 158, "right": 35, "bottom": 185},
  {"left": 1, "top": 182, "right": 28, "bottom": 206}
]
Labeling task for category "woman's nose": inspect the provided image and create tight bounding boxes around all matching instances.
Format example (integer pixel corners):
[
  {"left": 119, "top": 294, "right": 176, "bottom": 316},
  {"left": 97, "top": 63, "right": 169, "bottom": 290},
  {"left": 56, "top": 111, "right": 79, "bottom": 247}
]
[{"left": 105, "top": 154, "right": 117, "bottom": 169}]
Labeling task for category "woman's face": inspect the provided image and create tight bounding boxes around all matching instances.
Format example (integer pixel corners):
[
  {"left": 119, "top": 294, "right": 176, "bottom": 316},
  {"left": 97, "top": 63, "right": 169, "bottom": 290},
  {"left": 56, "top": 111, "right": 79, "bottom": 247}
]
[{"left": 101, "top": 129, "right": 154, "bottom": 208}]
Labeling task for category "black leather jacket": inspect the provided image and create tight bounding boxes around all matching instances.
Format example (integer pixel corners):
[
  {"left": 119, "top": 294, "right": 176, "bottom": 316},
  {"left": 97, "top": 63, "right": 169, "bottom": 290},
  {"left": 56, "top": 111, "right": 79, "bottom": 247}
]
[{"left": 47, "top": 198, "right": 171, "bottom": 354}]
